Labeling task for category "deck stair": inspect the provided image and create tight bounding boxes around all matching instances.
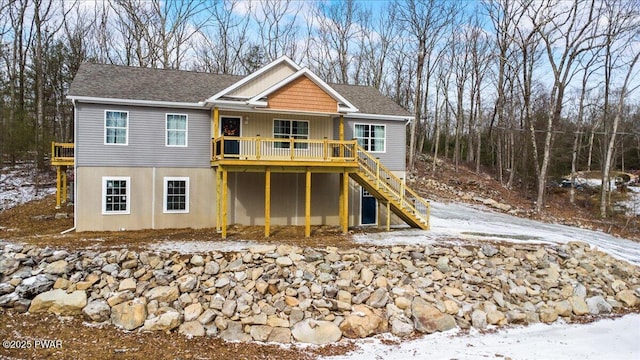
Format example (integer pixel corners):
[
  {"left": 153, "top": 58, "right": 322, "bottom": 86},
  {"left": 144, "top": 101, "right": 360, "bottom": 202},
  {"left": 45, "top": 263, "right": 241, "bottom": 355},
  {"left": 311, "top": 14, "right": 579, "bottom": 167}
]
[{"left": 350, "top": 144, "right": 430, "bottom": 229}]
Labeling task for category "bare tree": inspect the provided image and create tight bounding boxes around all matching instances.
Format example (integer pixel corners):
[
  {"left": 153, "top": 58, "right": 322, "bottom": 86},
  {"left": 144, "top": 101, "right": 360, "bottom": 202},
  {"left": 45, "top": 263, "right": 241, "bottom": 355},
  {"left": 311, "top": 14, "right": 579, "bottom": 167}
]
[
  {"left": 396, "top": 0, "right": 460, "bottom": 170},
  {"left": 253, "top": 0, "right": 302, "bottom": 63},
  {"left": 534, "top": 0, "right": 602, "bottom": 212},
  {"left": 598, "top": 0, "right": 640, "bottom": 217}
]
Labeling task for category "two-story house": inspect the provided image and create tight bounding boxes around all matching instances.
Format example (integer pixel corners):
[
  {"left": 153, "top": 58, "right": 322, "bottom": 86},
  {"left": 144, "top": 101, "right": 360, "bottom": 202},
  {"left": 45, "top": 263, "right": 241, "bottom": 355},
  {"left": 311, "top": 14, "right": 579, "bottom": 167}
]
[{"left": 54, "top": 56, "right": 429, "bottom": 237}]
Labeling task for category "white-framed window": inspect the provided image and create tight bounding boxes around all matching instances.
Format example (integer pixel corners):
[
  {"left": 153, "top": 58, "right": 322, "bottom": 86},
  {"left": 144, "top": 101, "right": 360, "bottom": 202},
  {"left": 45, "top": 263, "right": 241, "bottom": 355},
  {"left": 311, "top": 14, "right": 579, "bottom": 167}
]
[
  {"left": 354, "top": 123, "right": 385, "bottom": 152},
  {"left": 104, "top": 110, "right": 128, "bottom": 145},
  {"left": 102, "top": 176, "right": 130, "bottom": 215},
  {"left": 273, "top": 119, "right": 309, "bottom": 149},
  {"left": 166, "top": 114, "right": 188, "bottom": 147},
  {"left": 163, "top": 177, "right": 189, "bottom": 213}
]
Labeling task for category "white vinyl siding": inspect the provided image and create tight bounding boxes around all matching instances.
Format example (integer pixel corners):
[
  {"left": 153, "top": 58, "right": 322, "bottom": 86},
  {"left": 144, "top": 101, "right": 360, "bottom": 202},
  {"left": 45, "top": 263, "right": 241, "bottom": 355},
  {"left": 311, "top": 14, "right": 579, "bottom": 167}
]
[
  {"left": 354, "top": 123, "right": 385, "bottom": 152},
  {"left": 163, "top": 177, "right": 189, "bottom": 213},
  {"left": 102, "top": 176, "right": 130, "bottom": 214},
  {"left": 104, "top": 111, "right": 128, "bottom": 145},
  {"left": 166, "top": 114, "right": 188, "bottom": 147}
]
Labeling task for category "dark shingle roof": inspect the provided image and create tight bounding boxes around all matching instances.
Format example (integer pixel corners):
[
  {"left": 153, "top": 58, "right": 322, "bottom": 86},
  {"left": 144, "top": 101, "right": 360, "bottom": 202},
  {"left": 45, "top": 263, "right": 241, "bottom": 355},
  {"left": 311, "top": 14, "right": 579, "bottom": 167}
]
[
  {"left": 69, "top": 63, "right": 242, "bottom": 103},
  {"left": 330, "top": 83, "right": 411, "bottom": 117},
  {"left": 69, "top": 63, "right": 411, "bottom": 117}
]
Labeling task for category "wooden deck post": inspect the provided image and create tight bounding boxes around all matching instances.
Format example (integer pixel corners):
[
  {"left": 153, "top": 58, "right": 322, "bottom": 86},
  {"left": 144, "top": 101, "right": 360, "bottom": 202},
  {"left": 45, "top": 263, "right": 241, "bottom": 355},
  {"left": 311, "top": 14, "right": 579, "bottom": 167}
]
[
  {"left": 339, "top": 173, "right": 344, "bottom": 227},
  {"left": 222, "top": 168, "right": 228, "bottom": 239},
  {"left": 339, "top": 115, "right": 345, "bottom": 158},
  {"left": 386, "top": 200, "right": 391, "bottom": 231},
  {"left": 215, "top": 167, "right": 221, "bottom": 232},
  {"left": 213, "top": 106, "right": 219, "bottom": 138},
  {"left": 55, "top": 166, "right": 61, "bottom": 209},
  {"left": 62, "top": 166, "right": 67, "bottom": 205},
  {"left": 341, "top": 170, "right": 349, "bottom": 234},
  {"left": 265, "top": 167, "right": 271, "bottom": 238},
  {"left": 305, "top": 169, "right": 311, "bottom": 237}
]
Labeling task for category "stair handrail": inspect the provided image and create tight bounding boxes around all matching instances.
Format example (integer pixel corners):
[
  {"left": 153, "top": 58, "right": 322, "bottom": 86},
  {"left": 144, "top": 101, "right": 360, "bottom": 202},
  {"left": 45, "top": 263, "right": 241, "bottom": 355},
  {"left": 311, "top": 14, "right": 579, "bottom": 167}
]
[{"left": 355, "top": 144, "right": 430, "bottom": 228}]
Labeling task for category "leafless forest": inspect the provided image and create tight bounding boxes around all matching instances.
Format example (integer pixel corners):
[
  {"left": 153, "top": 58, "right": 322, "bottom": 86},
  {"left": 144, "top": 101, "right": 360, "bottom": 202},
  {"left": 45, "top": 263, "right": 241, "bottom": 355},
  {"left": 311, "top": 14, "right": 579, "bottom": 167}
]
[{"left": 0, "top": 0, "right": 638, "bottom": 216}]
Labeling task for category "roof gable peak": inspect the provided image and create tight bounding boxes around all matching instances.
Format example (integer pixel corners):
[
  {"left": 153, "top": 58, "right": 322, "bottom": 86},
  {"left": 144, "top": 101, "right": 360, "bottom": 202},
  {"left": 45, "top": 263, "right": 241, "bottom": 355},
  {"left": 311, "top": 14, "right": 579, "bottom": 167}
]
[{"left": 206, "top": 55, "right": 301, "bottom": 102}]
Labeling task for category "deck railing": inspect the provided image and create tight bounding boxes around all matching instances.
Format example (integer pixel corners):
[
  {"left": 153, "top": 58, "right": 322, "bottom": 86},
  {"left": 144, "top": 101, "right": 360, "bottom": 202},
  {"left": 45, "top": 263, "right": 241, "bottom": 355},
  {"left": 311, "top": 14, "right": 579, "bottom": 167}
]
[
  {"left": 51, "top": 142, "right": 74, "bottom": 165},
  {"left": 355, "top": 144, "right": 430, "bottom": 228},
  {"left": 212, "top": 136, "right": 357, "bottom": 162}
]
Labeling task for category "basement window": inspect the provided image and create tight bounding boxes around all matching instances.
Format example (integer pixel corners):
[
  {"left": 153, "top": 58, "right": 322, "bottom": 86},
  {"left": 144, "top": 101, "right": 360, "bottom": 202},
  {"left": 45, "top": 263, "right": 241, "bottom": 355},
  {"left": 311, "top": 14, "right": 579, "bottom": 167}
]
[
  {"left": 164, "top": 177, "right": 189, "bottom": 213},
  {"left": 102, "top": 177, "right": 130, "bottom": 215}
]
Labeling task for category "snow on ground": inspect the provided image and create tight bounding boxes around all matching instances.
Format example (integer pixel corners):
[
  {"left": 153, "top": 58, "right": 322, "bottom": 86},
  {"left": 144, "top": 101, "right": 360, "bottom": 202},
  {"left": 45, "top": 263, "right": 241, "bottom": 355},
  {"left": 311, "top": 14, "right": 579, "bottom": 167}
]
[
  {"left": 151, "top": 239, "right": 261, "bottom": 253},
  {"left": 356, "top": 201, "right": 640, "bottom": 266},
  {"left": 325, "top": 313, "right": 640, "bottom": 360},
  {"left": 0, "top": 164, "right": 56, "bottom": 211},
  {"left": 618, "top": 186, "right": 640, "bottom": 216}
]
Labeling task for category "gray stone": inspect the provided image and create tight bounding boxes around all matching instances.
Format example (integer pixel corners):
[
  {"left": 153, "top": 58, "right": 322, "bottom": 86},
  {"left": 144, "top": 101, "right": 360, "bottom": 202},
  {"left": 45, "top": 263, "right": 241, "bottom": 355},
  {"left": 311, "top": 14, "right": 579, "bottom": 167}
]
[
  {"left": 390, "top": 317, "right": 414, "bottom": 337},
  {"left": 43, "top": 260, "right": 69, "bottom": 275},
  {"left": 179, "top": 321, "right": 205, "bottom": 338},
  {"left": 471, "top": 310, "right": 487, "bottom": 329},
  {"left": 366, "top": 288, "right": 389, "bottom": 308},
  {"left": 16, "top": 275, "right": 54, "bottom": 298},
  {"left": 436, "top": 256, "right": 450, "bottom": 273},
  {"left": 222, "top": 299, "right": 237, "bottom": 317},
  {"left": 250, "top": 325, "right": 273, "bottom": 342},
  {"left": 412, "top": 297, "right": 457, "bottom": 333},
  {"left": 29, "top": 289, "right": 87, "bottom": 315},
  {"left": 82, "top": 300, "right": 111, "bottom": 322},
  {"left": 291, "top": 319, "right": 342, "bottom": 345},
  {"left": 101, "top": 263, "right": 120, "bottom": 274},
  {"left": 268, "top": 327, "right": 291, "bottom": 343},
  {"left": 198, "top": 309, "right": 216, "bottom": 325},
  {"left": 204, "top": 261, "right": 220, "bottom": 275},
  {"left": 275, "top": 256, "right": 293, "bottom": 267},
  {"left": 111, "top": 299, "right": 147, "bottom": 331},
  {"left": 360, "top": 268, "right": 374, "bottom": 285},
  {"left": 190, "top": 255, "right": 205, "bottom": 266},
  {"left": 586, "top": 296, "right": 613, "bottom": 315},
  {"left": 143, "top": 308, "right": 181, "bottom": 331},
  {"left": 220, "top": 321, "right": 252, "bottom": 342},
  {"left": 0, "top": 283, "right": 15, "bottom": 296},
  {"left": 481, "top": 244, "right": 499, "bottom": 257},
  {"left": 184, "top": 302, "right": 203, "bottom": 322},
  {"left": 0, "top": 257, "right": 20, "bottom": 275},
  {"left": 176, "top": 274, "right": 198, "bottom": 293},
  {"left": 146, "top": 286, "right": 179, "bottom": 303}
]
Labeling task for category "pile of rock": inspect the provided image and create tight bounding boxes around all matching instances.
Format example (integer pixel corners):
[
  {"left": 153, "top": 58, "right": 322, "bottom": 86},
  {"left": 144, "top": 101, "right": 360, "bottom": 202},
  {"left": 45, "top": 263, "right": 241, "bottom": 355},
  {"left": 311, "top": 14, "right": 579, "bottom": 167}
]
[{"left": 1, "top": 241, "right": 638, "bottom": 344}]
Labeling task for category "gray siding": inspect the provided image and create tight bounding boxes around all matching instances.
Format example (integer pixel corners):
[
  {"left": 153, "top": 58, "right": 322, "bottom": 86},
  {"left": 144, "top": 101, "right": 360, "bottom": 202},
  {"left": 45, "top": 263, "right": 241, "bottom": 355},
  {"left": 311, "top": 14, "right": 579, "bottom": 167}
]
[
  {"left": 76, "top": 103, "right": 211, "bottom": 168},
  {"left": 334, "top": 117, "right": 407, "bottom": 172}
]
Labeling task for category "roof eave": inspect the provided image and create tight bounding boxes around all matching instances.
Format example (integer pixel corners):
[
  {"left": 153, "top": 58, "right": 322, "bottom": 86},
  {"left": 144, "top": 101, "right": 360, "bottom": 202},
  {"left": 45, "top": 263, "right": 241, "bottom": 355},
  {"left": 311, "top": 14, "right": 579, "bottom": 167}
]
[{"left": 67, "top": 95, "right": 205, "bottom": 109}]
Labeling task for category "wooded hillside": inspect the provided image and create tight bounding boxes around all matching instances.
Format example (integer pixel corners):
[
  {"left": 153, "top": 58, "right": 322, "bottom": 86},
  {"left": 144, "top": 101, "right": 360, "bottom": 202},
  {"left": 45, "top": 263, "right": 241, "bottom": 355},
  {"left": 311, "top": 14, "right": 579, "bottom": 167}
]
[{"left": 1, "top": 0, "right": 638, "bottom": 217}]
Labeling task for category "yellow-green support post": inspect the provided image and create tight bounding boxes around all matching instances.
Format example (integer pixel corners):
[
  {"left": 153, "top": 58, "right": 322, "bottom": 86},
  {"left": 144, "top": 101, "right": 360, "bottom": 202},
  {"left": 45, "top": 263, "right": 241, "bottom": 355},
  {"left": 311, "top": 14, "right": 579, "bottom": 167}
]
[
  {"left": 341, "top": 170, "right": 349, "bottom": 234},
  {"left": 305, "top": 169, "right": 311, "bottom": 237},
  {"left": 55, "top": 166, "right": 61, "bottom": 209},
  {"left": 213, "top": 106, "right": 219, "bottom": 138},
  {"left": 215, "top": 167, "right": 221, "bottom": 232},
  {"left": 62, "top": 166, "right": 67, "bottom": 205},
  {"left": 265, "top": 167, "right": 271, "bottom": 238},
  {"left": 222, "top": 168, "right": 228, "bottom": 239},
  {"left": 386, "top": 201, "right": 391, "bottom": 231}
]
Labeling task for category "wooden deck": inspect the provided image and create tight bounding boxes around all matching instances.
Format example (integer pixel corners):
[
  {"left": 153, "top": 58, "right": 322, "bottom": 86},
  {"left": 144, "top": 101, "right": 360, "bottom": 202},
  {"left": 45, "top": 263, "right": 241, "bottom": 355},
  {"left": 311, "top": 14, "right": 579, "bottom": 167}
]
[
  {"left": 51, "top": 142, "right": 74, "bottom": 166},
  {"left": 211, "top": 136, "right": 358, "bottom": 168}
]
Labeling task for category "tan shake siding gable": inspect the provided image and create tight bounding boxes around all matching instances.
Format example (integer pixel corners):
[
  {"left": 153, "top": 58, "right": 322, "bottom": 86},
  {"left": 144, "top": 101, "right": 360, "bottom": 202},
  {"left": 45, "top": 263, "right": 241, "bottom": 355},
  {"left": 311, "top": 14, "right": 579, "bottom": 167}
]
[{"left": 267, "top": 76, "right": 338, "bottom": 113}]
